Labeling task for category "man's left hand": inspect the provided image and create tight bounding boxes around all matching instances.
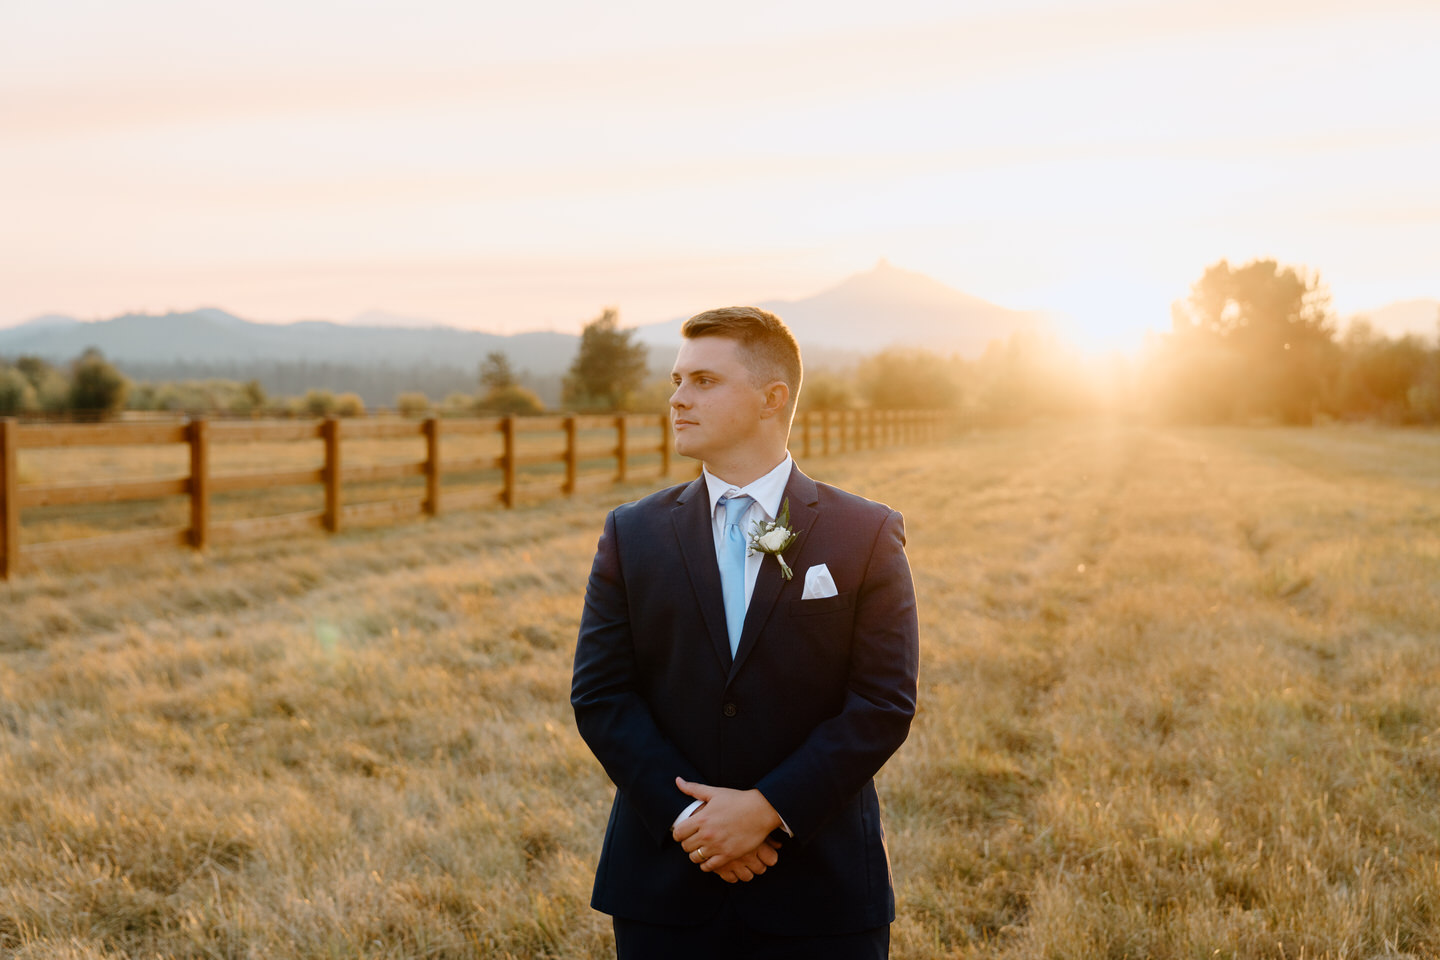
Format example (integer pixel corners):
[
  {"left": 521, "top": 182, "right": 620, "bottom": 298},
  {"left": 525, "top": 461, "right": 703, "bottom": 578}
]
[{"left": 671, "top": 777, "right": 783, "bottom": 873}]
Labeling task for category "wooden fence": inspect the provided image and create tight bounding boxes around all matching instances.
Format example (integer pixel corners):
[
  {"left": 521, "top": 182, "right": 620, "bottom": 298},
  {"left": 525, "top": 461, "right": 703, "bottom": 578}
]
[{"left": 0, "top": 409, "right": 950, "bottom": 579}]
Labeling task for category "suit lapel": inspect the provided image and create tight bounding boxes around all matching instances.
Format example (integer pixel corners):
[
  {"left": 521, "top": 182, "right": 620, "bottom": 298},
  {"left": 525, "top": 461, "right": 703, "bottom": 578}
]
[
  {"left": 728, "top": 466, "right": 821, "bottom": 682},
  {"left": 671, "top": 476, "right": 733, "bottom": 673}
]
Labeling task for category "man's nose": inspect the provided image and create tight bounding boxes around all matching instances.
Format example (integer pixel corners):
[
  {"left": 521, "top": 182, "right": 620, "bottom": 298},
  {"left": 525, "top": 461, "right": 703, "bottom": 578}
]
[{"left": 670, "top": 384, "right": 689, "bottom": 408}]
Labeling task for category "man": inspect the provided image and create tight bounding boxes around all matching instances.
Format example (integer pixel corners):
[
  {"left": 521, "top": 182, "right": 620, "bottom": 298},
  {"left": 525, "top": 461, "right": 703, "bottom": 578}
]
[{"left": 571, "top": 306, "right": 920, "bottom": 958}]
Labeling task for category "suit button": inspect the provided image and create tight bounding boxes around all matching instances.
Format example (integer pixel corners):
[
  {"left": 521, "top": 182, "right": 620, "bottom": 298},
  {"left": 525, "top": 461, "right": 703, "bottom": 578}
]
[{"left": 722, "top": 703, "right": 738, "bottom": 718}]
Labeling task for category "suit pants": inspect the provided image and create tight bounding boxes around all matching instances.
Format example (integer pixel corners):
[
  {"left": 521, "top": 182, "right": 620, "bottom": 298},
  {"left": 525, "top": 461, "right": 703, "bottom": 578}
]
[{"left": 612, "top": 901, "right": 889, "bottom": 960}]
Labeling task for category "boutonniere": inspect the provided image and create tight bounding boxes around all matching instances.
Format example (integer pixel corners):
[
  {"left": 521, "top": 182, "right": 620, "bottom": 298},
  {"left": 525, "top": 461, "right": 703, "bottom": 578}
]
[{"left": 748, "top": 497, "right": 801, "bottom": 580}]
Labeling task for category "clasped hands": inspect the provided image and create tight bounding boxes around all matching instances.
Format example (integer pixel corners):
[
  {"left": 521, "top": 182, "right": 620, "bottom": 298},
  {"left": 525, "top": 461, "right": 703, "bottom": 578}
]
[{"left": 670, "top": 777, "right": 784, "bottom": 884}]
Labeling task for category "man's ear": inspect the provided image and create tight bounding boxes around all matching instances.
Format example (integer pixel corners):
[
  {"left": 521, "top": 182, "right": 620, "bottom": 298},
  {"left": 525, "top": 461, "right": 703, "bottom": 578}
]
[{"left": 759, "top": 381, "right": 790, "bottom": 419}]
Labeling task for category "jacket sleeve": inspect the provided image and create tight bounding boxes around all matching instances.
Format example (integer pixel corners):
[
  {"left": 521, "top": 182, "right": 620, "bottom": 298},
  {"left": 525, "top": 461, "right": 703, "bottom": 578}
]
[
  {"left": 753, "top": 508, "right": 920, "bottom": 843},
  {"left": 571, "top": 508, "right": 705, "bottom": 844}
]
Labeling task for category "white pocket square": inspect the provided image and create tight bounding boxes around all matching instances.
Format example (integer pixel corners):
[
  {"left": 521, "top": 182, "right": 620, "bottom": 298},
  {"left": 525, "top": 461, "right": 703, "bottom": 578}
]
[{"left": 802, "top": 563, "right": 838, "bottom": 600}]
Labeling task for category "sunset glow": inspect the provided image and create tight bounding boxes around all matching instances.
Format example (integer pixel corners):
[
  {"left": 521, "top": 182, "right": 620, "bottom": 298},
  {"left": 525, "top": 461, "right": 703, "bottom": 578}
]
[{"left": 3, "top": 0, "right": 1437, "bottom": 351}]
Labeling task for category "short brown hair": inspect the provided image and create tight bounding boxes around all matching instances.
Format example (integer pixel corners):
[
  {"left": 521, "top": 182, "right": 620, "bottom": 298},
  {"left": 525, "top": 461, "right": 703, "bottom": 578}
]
[{"left": 681, "top": 306, "right": 803, "bottom": 415}]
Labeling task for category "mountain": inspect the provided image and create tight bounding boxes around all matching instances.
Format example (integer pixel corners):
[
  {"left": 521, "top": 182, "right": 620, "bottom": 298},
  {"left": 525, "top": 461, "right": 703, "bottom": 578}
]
[
  {"left": 5, "top": 313, "right": 82, "bottom": 332},
  {"left": 0, "top": 262, "right": 1045, "bottom": 402},
  {"left": 349, "top": 309, "right": 450, "bottom": 329},
  {"left": 0, "top": 308, "right": 577, "bottom": 374},
  {"left": 634, "top": 259, "right": 1044, "bottom": 362},
  {"left": 1347, "top": 299, "right": 1440, "bottom": 341}
]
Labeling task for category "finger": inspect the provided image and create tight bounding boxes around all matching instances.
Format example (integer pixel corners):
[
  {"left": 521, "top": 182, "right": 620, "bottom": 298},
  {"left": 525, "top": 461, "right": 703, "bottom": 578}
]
[
  {"left": 699, "top": 852, "right": 733, "bottom": 873},
  {"left": 738, "top": 855, "right": 766, "bottom": 876},
  {"left": 675, "top": 777, "right": 713, "bottom": 802},
  {"left": 716, "top": 868, "right": 739, "bottom": 884},
  {"left": 757, "top": 845, "right": 779, "bottom": 868},
  {"left": 765, "top": 837, "right": 783, "bottom": 850},
  {"left": 732, "top": 864, "right": 754, "bottom": 882},
  {"left": 672, "top": 818, "right": 701, "bottom": 844}
]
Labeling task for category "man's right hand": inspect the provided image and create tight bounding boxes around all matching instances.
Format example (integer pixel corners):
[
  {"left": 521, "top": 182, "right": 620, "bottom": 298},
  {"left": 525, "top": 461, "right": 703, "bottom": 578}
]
[{"left": 709, "top": 837, "right": 782, "bottom": 884}]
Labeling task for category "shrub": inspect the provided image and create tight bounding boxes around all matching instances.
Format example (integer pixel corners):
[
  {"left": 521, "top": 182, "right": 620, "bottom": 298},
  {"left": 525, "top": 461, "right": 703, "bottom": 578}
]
[
  {"left": 334, "top": 393, "right": 365, "bottom": 418},
  {"left": 69, "top": 348, "right": 129, "bottom": 415},
  {"left": 396, "top": 392, "right": 432, "bottom": 418},
  {"left": 477, "top": 384, "right": 544, "bottom": 416},
  {"left": 302, "top": 390, "right": 336, "bottom": 417}
]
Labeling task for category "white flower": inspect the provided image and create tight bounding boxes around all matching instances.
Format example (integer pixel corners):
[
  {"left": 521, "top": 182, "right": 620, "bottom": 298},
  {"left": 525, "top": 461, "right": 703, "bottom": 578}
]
[
  {"left": 756, "top": 528, "right": 791, "bottom": 553},
  {"left": 747, "top": 497, "right": 802, "bottom": 580}
]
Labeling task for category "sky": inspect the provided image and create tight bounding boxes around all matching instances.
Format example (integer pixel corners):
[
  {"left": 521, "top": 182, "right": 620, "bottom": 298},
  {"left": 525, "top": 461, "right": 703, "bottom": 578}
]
[{"left": 2, "top": 0, "right": 1437, "bottom": 352}]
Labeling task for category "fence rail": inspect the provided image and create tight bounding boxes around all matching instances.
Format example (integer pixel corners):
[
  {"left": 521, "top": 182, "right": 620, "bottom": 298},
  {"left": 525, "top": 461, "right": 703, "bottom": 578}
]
[{"left": 0, "top": 409, "right": 951, "bottom": 579}]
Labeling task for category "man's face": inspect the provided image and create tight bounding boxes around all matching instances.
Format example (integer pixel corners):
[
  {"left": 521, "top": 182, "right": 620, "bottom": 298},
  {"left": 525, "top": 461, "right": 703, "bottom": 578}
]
[{"left": 670, "top": 336, "right": 767, "bottom": 465}]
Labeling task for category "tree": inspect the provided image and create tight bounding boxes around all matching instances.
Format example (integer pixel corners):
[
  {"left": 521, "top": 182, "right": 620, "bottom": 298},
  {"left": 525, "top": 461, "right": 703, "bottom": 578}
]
[
  {"left": 15, "top": 356, "right": 52, "bottom": 392},
  {"left": 1335, "top": 321, "right": 1437, "bottom": 423},
  {"left": 237, "top": 379, "right": 267, "bottom": 416},
  {"left": 69, "top": 347, "right": 129, "bottom": 416},
  {"left": 479, "top": 352, "right": 517, "bottom": 391},
  {"left": 856, "top": 348, "right": 961, "bottom": 410},
  {"left": 797, "top": 370, "right": 855, "bottom": 413},
  {"left": 1163, "top": 259, "right": 1339, "bottom": 424},
  {"left": 563, "top": 308, "right": 648, "bottom": 411},
  {"left": 0, "top": 365, "right": 38, "bottom": 414}
]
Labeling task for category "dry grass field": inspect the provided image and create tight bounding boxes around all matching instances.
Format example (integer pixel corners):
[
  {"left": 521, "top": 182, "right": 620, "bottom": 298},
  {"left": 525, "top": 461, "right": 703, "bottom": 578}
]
[{"left": 2, "top": 423, "right": 1438, "bottom": 959}]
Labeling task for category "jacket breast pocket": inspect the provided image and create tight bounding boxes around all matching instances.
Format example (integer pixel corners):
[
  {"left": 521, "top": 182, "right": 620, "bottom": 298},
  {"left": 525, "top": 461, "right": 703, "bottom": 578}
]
[{"left": 788, "top": 591, "right": 855, "bottom": 617}]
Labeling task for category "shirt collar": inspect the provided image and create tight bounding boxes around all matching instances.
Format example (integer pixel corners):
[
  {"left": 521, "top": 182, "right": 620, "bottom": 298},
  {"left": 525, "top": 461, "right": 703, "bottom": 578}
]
[{"left": 703, "top": 453, "right": 794, "bottom": 522}]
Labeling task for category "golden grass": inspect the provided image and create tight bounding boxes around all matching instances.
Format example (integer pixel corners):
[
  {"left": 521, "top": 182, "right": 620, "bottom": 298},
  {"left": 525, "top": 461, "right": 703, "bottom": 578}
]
[{"left": 2, "top": 423, "right": 1438, "bottom": 958}]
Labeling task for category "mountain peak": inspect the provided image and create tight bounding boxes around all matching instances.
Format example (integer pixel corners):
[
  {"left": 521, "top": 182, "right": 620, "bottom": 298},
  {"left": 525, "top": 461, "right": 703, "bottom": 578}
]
[{"left": 633, "top": 261, "right": 1042, "bottom": 357}]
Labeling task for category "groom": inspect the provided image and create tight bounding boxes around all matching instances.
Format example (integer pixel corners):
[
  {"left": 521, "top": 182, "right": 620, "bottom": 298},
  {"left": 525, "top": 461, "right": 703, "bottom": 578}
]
[{"left": 571, "top": 306, "right": 920, "bottom": 958}]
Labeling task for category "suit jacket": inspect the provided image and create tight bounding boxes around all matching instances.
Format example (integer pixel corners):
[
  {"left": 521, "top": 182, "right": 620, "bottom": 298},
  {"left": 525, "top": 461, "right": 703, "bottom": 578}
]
[{"left": 570, "top": 463, "right": 920, "bottom": 936}]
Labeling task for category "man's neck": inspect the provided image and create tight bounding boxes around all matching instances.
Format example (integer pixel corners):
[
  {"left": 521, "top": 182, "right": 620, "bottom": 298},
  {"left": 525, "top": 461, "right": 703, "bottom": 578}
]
[{"left": 704, "top": 448, "right": 789, "bottom": 489}]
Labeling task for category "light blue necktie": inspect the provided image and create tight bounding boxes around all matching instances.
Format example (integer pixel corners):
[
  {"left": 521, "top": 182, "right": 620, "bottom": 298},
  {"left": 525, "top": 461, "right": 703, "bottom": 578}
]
[{"left": 719, "top": 494, "right": 752, "bottom": 656}]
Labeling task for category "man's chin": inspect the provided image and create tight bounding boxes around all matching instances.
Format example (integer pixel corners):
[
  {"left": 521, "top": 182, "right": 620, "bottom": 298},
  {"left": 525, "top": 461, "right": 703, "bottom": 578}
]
[{"left": 672, "top": 434, "right": 704, "bottom": 461}]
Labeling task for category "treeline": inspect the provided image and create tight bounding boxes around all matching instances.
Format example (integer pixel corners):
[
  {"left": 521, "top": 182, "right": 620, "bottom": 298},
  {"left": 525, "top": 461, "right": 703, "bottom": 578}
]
[
  {"left": 1143, "top": 259, "right": 1440, "bottom": 425},
  {"left": 0, "top": 311, "right": 637, "bottom": 419},
  {"left": 4, "top": 261, "right": 1436, "bottom": 425},
  {"left": 117, "top": 359, "right": 563, "bottom": 410},
  {"left": 800, "top": 258, "right": 1439, "bottom": 426}
]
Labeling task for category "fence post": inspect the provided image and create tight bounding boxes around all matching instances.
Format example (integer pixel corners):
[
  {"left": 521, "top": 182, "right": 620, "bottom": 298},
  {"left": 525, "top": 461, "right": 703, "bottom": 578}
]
[
  {"left": 564, "top": 416, "right": 578, "bottom": 494},
  {"left": 423, "top": 417, "right": 440, "bottom": 516},
  {"left": 868, "top": 409, "right": 877, "bottom": 450},
  {"left": 615, "top": 415, "right": 628, "bottom": 484},
  {"left": 322, "top": 417, "right": 341, "bottom": 532},
  {"left": 1, "top": 419, "right": 17, "bottom": 580},
  {"left": 821, "top": 410, "right": 830, "bottom": 457},
  {"left": 658, "top": 413, "right": 670, "bottom": 478},
  {"left": 187, "top": 417, "right": 209, "bottom": 550},
  {"left": 501, "top": 416, "right": 516, "bottom": 508},
  {"left": 801, "top": 411, "right": 811, "bottom": 460}
]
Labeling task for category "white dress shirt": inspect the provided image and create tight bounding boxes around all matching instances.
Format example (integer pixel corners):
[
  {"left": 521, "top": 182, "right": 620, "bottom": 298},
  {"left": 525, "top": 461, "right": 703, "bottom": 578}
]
[
  {"left": 674, "top": 453, "right": 796, "bottom": 834},
  {"left": 702, "top": 453, "right": 794, "bottom": 611}
]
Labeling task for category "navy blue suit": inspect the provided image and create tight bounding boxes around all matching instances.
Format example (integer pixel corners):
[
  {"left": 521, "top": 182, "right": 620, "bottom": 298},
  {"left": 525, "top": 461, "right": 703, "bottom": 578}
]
[{"left": 571, "top": 464, "right": 920, "bottom": 937}]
